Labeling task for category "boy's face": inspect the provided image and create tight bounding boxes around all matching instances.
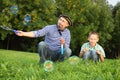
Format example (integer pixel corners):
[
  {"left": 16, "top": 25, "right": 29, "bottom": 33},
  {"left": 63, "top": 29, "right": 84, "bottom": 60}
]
[
  {"left": 88, "top": 34, "right": 99, "bottom": 47},
  {"left": 57, "top": 17, "right": 69, "bottom": 30}
]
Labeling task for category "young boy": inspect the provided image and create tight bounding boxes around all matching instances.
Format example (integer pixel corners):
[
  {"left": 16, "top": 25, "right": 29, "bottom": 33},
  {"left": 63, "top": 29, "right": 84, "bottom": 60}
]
[{"left": 79, "top": 32, "right": 105, "bottom": 62}]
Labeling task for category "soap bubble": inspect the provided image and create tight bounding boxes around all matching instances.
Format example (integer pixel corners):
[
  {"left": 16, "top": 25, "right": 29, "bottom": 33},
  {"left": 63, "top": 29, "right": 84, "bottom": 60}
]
[
  {"left": 10, "top": 6, "right": 18, "bottom": 14},
  {"left": 44, "top": 60, "right": 54, "bottom": 72},
  {"left": 24, "top": 14, "right": 31, "bottom": 23},
  {"left": 69, "top": 56, "right": 79, "bottom": 65},
  {"left": 23, "top": 14, "right": 31, "bottom": 26}
]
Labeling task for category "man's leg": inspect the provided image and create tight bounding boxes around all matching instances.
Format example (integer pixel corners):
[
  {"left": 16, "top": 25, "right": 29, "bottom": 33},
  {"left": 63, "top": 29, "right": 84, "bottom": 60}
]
[
  {"left": 38, "top": 41, "right": 60, "bottom": 63},
  {"left": 64, "top": 47, "right": 72, "bottom": 59},
  {"left": 58, "top": 47, "right": 72, "bottom": 61},
  {"left": 38, "top": 41, "right": 48, "bottom": 63}
]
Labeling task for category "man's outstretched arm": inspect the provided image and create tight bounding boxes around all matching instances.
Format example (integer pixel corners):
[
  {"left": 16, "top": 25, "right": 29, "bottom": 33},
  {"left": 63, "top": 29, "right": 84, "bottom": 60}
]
[{"left": 15, "top": 30, "right": 34, "bottom": 38}]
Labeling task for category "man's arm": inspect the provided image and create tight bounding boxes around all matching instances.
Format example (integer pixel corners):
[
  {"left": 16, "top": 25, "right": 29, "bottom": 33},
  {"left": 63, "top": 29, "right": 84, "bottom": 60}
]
[{"left": 15, "top": 31, "right": 35, "bottom": 38}]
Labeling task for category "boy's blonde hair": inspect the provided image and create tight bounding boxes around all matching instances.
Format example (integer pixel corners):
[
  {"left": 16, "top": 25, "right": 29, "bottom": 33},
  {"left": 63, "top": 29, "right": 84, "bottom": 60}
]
[{"left": 88, "top": 31, "right": 99, "bottom": 38}]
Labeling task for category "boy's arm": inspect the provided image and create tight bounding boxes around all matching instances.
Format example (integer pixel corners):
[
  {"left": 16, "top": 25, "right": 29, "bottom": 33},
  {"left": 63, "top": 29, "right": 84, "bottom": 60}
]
[
  {"left": 99, "top": 54, "right": 104, "bottom": 62},
  {"left": 79, "top": 51, "right": 84, "bottom": 57},
  {"left": 79, "top": 48, "right": 88, "bottom": 57},
  {"left": 97, "top": 50, "right": 105, "bottom": 62}
]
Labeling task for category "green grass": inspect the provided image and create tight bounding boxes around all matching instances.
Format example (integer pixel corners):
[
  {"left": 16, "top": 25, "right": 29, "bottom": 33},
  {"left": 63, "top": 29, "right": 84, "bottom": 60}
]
[{"left": 0, "top": 49, "right": 120, "bottom": 80}]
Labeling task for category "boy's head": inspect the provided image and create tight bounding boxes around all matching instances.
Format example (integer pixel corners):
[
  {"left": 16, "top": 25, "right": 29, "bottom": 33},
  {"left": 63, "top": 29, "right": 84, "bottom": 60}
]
[{"left": 88, "top": 32, "right": 99, "bottom": 47}]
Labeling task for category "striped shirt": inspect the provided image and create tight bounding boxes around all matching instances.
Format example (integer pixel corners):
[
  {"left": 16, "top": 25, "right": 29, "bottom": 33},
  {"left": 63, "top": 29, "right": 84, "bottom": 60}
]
[{"left": 33, "top": 24, "right": 71, "bottom": 51}]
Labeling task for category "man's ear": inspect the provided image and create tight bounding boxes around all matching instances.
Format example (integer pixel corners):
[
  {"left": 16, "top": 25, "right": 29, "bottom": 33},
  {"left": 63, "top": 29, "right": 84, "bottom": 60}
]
[{"left": 66, "top": 23, "right": 69, "bottom": 27}]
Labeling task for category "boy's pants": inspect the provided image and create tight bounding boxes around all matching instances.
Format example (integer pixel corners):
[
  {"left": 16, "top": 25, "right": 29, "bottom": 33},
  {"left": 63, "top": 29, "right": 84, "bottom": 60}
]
[
  {"left": 38, "top": 41, "right": 72, "bottom": 63},
  {"left": 82, "top": 50, "right": 99, "bottom": 62}
]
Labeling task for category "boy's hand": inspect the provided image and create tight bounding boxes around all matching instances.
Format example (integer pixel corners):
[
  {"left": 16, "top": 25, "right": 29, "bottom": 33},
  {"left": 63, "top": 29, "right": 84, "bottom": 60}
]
[
  {"left": 97, "top": 50, "right": 102, "bottom": 55},
  {"left": 83, "top": 48, "right": 89, "bottom": 53},
  {"left": 97, "top": 50, "right": 104, "bottom": 62},
  {"left": 79, "top": 48, "right": 88, "bottom": 57}
]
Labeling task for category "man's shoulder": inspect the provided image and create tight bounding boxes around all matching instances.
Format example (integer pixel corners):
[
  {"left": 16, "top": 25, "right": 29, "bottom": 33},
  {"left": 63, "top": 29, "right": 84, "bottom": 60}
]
[
  {"left": 46, "top": 24, "right": 57, "bottom": 28},
  {"left": 44, "top": 24, "right": 57, "bottom": 30},
  {"left": 65, "top": 28, "right": 70, "bottom": 32}
]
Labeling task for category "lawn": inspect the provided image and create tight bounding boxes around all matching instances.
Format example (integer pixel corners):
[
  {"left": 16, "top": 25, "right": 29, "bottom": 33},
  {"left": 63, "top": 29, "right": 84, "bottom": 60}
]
[{"left": 0, "top": 49, "right": 120, "bottom": 80}]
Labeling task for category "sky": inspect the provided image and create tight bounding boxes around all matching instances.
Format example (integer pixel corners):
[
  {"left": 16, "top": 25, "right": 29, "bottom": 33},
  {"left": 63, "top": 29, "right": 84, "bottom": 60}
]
[{"left": 107, "top": 0, "right": 120, "bottom": 6}]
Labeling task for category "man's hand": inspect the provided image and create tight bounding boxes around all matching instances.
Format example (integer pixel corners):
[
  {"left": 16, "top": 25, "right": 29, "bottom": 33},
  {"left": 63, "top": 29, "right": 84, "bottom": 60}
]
[
  {"left": 15, "top": 30, "right": 24, "bottom": 36},
  {"left": 60, "top": 38, "right": 65, "bottom": 45},
  {"left": 15, "top": 30, "right": 34, "bottom": 38}
]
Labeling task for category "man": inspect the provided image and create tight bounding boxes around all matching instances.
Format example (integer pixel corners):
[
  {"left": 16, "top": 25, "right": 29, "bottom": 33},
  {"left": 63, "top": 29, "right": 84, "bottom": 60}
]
[{"left": 15, "top": 14, "right": 72, "bottom": 63}]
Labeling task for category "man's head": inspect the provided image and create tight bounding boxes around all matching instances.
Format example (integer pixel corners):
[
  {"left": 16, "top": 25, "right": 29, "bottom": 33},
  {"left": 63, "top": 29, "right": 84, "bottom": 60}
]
[
  {"left": 88, "top": 32, "right": 99, "bottom": 47},
  {"left": 57, "top": 14, "right": 72, "bottom": 30}
]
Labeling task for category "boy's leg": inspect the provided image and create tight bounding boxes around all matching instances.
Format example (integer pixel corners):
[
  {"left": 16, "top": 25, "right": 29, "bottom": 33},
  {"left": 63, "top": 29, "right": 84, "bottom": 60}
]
[
  {"left": 90, "top": 50, "right": 99, "bottom": 62},
  {"left": 82, "top": 51, "right": 91, "bottom": 60}
]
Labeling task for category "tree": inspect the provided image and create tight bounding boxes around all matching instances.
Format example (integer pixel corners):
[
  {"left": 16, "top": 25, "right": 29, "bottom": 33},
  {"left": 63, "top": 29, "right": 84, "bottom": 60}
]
[
  {"left": 109, "top": 2, "right": 120, "bottom": 58},
  {"left": 0, "top": 0, "right": 57, "bottom": 52}
]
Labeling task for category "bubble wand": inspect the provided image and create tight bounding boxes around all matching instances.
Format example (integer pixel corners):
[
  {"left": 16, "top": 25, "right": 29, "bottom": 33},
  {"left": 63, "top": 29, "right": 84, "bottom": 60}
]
[
  {"left": 61, "top": 42, "right": 64, "bottom": 54},
  {"left": 0, "top": 25, "right": 17, "bottom": 33},
  {"left": 58, "top": 29, "right": 64, "bottom": 54}
]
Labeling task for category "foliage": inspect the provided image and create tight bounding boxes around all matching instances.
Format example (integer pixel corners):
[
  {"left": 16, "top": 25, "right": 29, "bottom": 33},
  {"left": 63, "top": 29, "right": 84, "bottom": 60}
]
[
  {"left": 0, "top": 0, "right": 57, "bottom": 51},
  {"left": 108, "top": 2, "right": 120, "bottom": 58},
  {"left": 0, "top": 0, "right": 57, "bottom": 32},
  {"left": 0, "top": 49, "right": 120, "bottom": 80}
]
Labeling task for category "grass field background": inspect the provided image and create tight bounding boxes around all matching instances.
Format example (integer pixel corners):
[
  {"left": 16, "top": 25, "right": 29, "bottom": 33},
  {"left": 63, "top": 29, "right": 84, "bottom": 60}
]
[{"left": 0, "top": 49, "right": 120, "bottom": 80}]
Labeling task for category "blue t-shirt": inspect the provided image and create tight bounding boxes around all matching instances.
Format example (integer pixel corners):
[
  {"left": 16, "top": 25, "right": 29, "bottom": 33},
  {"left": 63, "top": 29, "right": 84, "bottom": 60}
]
[{"left": 33, "top": 24, "right": 71, "bottom": 51}]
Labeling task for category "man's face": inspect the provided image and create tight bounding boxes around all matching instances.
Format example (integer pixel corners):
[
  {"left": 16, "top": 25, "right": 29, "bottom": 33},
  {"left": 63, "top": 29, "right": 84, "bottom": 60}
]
[
  {"left": 57, "top": 17, "right": 69, "bottom": 30},
  {"left": 88, "top": 34, "right": 99, "bottom": 47}
]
